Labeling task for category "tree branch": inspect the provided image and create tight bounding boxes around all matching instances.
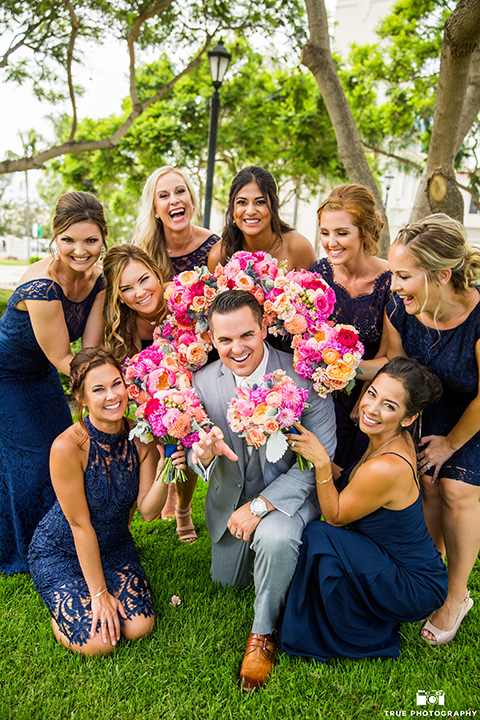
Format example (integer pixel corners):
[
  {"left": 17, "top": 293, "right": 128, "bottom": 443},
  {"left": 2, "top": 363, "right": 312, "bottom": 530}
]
[
  {"left": 0, "top": 39, "right": 211, "bottom": 174},
  {"left": 63, "top": 0, "right": 80, "bottom": 143}
]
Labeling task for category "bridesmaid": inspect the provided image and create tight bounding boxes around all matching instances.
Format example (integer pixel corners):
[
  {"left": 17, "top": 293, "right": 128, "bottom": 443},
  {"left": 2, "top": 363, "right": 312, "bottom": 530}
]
[
  {"left": 103, "top": 244, "right": 197, "bottom": 543},
  {"left": 103, "top": 244, "right": 167, "bottom": 362},
  {"left": 29, "top": 347, "right": 185, "bottom": 655},
  {"left": 207, "top": 165, "right": 316, "bottom": 272},
  {"left": 361, "top": 214, "right": 480, "bottom": 645},
  {"left": 280, "top": 358, "right": 447, "bottom": 661},
  {"left": 132, "top": 165, "right": 220, "bottom": 280},
  {"left": 310, "top": 184, "right": 390, "bottom": 468},
  {"left": 0, "top": 191, "right": 106, "bottom": 573},
  {"left": 132, "top": 166, "right": 219, "bottom": 523}
]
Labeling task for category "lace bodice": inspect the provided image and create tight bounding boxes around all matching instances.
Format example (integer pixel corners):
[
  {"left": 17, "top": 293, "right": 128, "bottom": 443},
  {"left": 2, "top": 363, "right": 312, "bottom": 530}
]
[
  {"left": 170, "top": 234, "right": 220, "bottom": 276},
  {"left": 28, "top": 416, "right": 154, "bottom": 645},
  {"left": 0, "top": 275, "right": 105, "bottom": 357},
  {"left": 310, "top": 259, "right": 391, "bottom": 359}
]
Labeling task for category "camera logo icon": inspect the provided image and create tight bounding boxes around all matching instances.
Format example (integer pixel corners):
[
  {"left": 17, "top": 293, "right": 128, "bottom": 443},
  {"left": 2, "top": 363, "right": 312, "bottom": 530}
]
[{"left": 416, "top": 690, "right": 446, "bottom": 706}]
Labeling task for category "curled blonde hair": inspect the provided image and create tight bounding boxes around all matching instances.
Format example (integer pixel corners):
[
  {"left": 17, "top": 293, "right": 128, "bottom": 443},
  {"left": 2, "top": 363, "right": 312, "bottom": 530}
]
[
  {"left": 317, "top": 184, "right": 384, "bottom": 257},
  {"left": 394, "top": 213, "right": 480, "bottom": 291},
  {"left": 392, "top": 213, "right": 480, "bottom": 326},
  {"left": 103, "top": 244, "right": 166, "bottom": 362},
  {"left": 132, "top": 166, "right": 200, "bottom": 281}
]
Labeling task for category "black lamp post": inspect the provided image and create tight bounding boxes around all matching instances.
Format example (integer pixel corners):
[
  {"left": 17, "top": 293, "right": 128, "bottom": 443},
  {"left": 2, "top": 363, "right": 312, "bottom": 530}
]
[{"left": 203, "top": 40, "right": 232, "bottom": 228}]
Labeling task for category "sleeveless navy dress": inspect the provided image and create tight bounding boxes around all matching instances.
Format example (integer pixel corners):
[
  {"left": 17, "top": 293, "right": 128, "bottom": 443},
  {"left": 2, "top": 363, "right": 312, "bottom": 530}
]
[
  {"left": 0, "top": 276, "right": 105, "bottom": 574},
  {"left": 388, "top": 291, "right": 480, "bottom": 485},
  {"left": 279, "top": 458, "right": 448, "bottom": 661},
  {"left": 28, "top": 416, "right": 154, "bottom": 647},
  {"left": 310, "top": 259, "right": 391, "bottom": 467}
]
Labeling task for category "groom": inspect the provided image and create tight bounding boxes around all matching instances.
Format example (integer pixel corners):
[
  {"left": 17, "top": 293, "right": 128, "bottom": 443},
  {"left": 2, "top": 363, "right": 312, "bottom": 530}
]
[{"left": 188, "top": 290, "right": 336, "bottom": 691}]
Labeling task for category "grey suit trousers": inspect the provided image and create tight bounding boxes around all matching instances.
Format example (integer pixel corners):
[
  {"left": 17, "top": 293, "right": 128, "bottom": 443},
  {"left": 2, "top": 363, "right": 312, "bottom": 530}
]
[
  {"left": 210, "top": 445, "right": 309, "bottom": 634},
  {"left": 211, "top": 508, "right": 306, "bottom": 635}
]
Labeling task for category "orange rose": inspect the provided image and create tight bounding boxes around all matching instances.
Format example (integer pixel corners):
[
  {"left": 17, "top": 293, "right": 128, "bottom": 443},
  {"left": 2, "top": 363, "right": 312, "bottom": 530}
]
[
  {"left": 322, "top": 348, "right": 340, "bottom": 364},
  {"left": 235, "top": 273, "right": 255, "bottom": 291},
  {"left": 204, "top": 286, "right": 217, "bottom": 302},
  {"left": 177, "top": 270, "right": 199, "bottom": 287},
  {"left": 168, "top": 415, "right": 192, "bottom": 438},
  {"left": 325, "top": 361, "right": 356, "bottom": 383},
  {"left": 217, "top": 275, "right": 229, "bottom": 289},
  {"left": 252, "top": 403, "right": 270, "bottom": 425},
  {"left": 186, "top": 343, "right": 207, "bottom": 366},
  {"left": 246, "top": 427, "right": 266, "bottom": 448}
]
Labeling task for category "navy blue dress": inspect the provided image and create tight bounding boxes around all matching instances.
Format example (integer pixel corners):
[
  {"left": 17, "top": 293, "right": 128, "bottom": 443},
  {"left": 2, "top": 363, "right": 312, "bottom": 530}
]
[
  {"left": 28, "top": 417, "right": 154, "bottom": 647},
  {"left": 0, "top": 276, "right": 105, "bottom": 574},
  {"left": 170, "top": 233, "right": 220, "bottom": 276},
  {"left": 388, "top": 291, "right": 480, "bottom": 485},
  {"left": 279, "top": 459, "right": 448, "bottom": 661},
  {"left": 310, "top": 259, "right": 391, "bottom": 466}
]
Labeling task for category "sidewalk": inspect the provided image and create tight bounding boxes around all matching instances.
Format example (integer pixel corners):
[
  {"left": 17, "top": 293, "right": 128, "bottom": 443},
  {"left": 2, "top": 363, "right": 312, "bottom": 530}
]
[{"left": 0, "top": 263, "right": 29, "bottom": 290}]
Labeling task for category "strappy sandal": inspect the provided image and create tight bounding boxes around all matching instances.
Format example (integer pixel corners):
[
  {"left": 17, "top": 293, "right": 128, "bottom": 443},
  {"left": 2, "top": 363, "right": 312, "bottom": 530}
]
[
  {"left": 421, "top": 592, "right": 474, "bottom": 646},
  {"left": 175, "top": 504, "right": 197, "bottom": 544}
]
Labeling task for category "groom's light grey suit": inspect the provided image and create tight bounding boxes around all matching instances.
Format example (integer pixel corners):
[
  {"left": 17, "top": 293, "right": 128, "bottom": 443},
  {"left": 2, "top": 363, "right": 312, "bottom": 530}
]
[{"left": 188, "top": 345, "right": 336, "bottom": 635}]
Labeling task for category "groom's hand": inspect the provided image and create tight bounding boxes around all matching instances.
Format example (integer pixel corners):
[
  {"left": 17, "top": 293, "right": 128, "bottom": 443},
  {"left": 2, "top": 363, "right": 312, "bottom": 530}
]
[{"left": 191, "top": 426, "right": 238, "bottom": 467}]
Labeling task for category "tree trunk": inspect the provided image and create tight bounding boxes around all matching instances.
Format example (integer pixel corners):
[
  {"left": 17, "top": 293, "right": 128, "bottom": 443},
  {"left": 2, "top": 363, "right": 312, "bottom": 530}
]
[
  {"left": 301, "top": 0, "right": 391, "bottom": 256},
  {"left": 422, "top": 0, "right": 480, "bottom": 221}
]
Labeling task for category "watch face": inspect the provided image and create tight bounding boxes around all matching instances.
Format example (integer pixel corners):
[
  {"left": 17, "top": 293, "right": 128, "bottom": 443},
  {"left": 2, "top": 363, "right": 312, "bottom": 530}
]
[{"left": 251, "top": 498, "right": 267, "bottom": 515}]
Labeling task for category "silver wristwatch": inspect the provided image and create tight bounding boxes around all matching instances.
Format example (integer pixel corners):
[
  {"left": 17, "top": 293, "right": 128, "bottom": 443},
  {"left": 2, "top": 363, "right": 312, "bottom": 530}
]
[{"left": 250, "top": 496, "right": 268, "bottom": 518}]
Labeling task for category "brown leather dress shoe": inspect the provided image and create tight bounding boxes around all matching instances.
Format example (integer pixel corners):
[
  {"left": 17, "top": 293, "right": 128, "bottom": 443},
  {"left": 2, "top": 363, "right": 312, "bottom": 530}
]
[{"left": 239, "top": 632, "right": 275, "bottom": 692}]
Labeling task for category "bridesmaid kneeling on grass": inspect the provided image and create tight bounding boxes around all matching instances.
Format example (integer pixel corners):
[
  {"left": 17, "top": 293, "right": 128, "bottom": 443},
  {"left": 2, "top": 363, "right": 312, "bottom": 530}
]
[
  {"left": 28, "top": 347, "right": 185, "bottom": 656},
  {"left": 279, "top": 358, "right": 448, "bottom": 662}
]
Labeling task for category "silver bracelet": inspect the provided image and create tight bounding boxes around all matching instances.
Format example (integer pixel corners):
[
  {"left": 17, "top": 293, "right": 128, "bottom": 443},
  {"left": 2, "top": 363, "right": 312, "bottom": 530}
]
[
  {"left": 92, "top": 587, "right": 107, "bottom": 599},
  {"left": 316, "top": 473, "right": 333, "bottom": 485}
]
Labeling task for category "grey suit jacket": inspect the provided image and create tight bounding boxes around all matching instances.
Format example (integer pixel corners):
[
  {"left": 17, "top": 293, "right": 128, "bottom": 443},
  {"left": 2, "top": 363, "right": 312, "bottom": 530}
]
[{"left": 187, "top": 346, "right": 337, "bottom": 544}]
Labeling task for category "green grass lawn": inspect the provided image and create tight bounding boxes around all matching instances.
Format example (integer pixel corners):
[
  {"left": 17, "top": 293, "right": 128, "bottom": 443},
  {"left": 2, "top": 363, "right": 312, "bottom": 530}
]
[{"left": 0, "top": 478, "right": 479, "bottom": 719}]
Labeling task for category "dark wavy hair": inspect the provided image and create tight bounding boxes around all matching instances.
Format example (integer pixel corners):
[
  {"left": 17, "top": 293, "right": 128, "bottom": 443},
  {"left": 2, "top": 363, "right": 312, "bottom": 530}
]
[
  {"left": 373, "top": 357, "right": 442, "bottom": 427},
  {"left": 220, "top": 166, "right": 293, "bottom": 262}
]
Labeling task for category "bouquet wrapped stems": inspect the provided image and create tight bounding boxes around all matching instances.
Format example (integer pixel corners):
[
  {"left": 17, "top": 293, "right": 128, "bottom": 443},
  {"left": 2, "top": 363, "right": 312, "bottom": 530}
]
[
  {"left": 156, "top": 436, "right": 188, "bottom": 484},
  {"left": 289, "top": 426, "right": 313, "bottom": 471}
]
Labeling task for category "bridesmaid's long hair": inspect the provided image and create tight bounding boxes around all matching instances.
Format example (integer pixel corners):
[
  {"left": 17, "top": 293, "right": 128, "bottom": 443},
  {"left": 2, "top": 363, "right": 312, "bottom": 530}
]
[
  {"left": 132, "top": 165, "right": 200, "bottom": 281},
  {"left": 221, "top": 165, "right": 293, "bottom": 263},
  {"left": 103, "top": 244, "right": 166, "bottom": 363}
]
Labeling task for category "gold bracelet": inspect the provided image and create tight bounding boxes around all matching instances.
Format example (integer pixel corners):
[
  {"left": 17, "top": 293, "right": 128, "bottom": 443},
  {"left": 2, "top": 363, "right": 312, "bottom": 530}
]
[
  {"left": 316, "top": 473, "right": 333, "bottom": 485},
  {"left": 92, "top": 587, "right": 107, "bottom": 599}
]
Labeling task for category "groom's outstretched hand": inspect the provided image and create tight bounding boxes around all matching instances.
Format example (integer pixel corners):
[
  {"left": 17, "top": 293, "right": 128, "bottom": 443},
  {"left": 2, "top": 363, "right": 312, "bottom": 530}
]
[{"left": 191, "top": 426, "right": 238, "bottom": 468}]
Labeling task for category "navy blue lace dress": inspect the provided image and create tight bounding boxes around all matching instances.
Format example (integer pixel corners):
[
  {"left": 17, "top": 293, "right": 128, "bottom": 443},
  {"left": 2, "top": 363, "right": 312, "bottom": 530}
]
[
  {"left": 279, "top": 458, "right": 448, "bottom": 661},
  {"left": 170, "top": 234, "right": 220, "bottom": 276},
  {"left": 28, "top": 416, "right": 154, "bottom": 646},
  {"left": 388, "top": 290, "right": 480, "bottom": 485},
  {"left": 310, "top": 258, "right": 391, "bottom": 467},
  {"left": 0, "top": 275, "right": 105, "bottom": 574}
]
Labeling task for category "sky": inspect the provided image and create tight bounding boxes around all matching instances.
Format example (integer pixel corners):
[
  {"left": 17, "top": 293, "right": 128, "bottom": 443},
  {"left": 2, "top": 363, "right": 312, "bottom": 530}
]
[{"left": 0, "top": 1, "right": 338, "bottom": 201}]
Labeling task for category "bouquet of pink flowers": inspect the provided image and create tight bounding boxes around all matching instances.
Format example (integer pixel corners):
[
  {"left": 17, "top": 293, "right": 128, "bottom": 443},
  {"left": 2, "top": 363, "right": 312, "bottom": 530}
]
[
  {"left": 226, "top": 369, "right": 312, "bottom": 470},
  {"left": 214, "top": 250, "right": 284, "bottom": 305},
  {"left": 292, "top": 323, "right": 364, "bottom": 398},
  {"left": 141, "top": 387, "right": 211, "bottom": 483},
  {"left": 123, "top": 344, "right": 211, "bottom": 482},
  {"left": 263, "top": 270, "right": 337, "bottom": 337},
  {"left": 156, "top": 266, "right": 218, "bottom": 371}
]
